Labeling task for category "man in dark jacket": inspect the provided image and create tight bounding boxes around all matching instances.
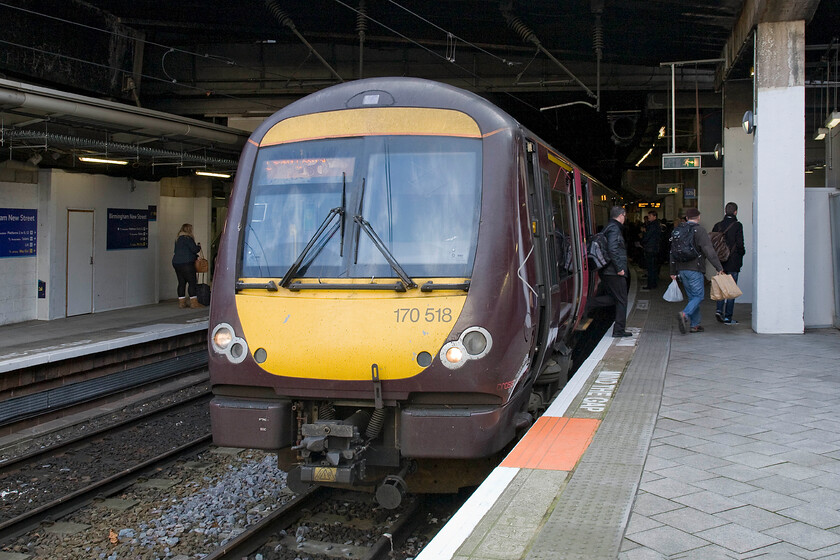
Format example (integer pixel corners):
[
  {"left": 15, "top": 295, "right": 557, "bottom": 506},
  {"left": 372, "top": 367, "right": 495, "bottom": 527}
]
[
  {"left": 641, "top": 210, "right": 663, "bottom": 289},
  {"left": 712, "top": 202, "right": 745, "bottom": 324},
  {"left": 588, "top": 206, "right": 631, "bottom": 337},
  {"left": 670, "top": 208, "right": 724, "bottom": 334}
]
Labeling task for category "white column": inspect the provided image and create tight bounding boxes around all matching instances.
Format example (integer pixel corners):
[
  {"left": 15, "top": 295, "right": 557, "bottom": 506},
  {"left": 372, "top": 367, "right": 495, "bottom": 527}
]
[
  {"left": 723, "top": 125, "right": 754, "bottom": 304},
  {"left": 752, "top": 20, "right": 805, "bottom": 333}
]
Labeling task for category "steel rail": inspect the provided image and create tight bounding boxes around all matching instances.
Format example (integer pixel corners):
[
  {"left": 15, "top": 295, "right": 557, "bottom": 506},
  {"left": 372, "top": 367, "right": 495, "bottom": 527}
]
[
  {"left": 0, "top": 435, "right": 211, "bottom": 543},
  {"left": 0, "top": 391, "right": 211, "bottom": 474}
]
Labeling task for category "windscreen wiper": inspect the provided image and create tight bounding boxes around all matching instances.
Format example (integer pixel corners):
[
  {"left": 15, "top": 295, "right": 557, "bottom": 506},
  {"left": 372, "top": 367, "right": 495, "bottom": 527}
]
[
  {"left": 280, "top": 206, "right": 343, "bottom": 288},
  {"left": 353, "top": 215, "right": 417, "bottom": 289}
]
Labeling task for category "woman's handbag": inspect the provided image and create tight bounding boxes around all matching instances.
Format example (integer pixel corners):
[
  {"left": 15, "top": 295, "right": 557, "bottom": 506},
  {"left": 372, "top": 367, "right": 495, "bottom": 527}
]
[
  {"left": 195, "top": 249, "right": 209, "bottom": 273},
  {"left": 663, "top": 278, "right": 684, "bottom": 303},
  {"left": 710, "top": 273, "right": 742, "bottom": 301}
]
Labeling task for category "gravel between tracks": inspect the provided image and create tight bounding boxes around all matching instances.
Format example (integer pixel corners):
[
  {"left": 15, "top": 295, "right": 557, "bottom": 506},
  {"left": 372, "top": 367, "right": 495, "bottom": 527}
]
[{"left": 4, "top": 449, "right": 292, "bottom": 559}]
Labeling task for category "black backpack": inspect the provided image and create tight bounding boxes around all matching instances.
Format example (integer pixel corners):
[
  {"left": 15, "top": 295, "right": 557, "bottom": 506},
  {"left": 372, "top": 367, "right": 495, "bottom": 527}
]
[
  {"left": 587, "top": 231, "right": 610, "bottom": 269},
  {"left": 670, "top": 222, "right": 700, "bottom": 262}
]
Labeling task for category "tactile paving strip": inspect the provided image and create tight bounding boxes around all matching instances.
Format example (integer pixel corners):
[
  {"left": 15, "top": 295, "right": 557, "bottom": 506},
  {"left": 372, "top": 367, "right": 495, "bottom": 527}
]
[{"left": 525, "top": 300, "right": 671, "bottom": 560}]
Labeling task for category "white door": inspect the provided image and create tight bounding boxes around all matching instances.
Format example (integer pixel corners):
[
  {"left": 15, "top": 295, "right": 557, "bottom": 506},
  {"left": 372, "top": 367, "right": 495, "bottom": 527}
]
[{"left": 67, "top": 210, "right": 94, "bottom": 316}]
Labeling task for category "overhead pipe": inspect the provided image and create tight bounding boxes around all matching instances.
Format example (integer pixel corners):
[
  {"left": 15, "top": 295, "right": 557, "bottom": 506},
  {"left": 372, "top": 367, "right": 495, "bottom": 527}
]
[
  {"left": 592, "top": 0, "right": 603, "bottom": 111},
  {"left": 0, "top": 79, "right": 246, "bottom": 147},
  {"left": 3, "top": 129, "right": 238, "bottom": 167},
  {"left": 357, "top": 0, "right": 367, "bottom": 79},
  {"left": 502, "top": 7, "right": 596, "bottom": 100},
  {"left": 265, "top": 0, "right": 344, "bottom": 83}
]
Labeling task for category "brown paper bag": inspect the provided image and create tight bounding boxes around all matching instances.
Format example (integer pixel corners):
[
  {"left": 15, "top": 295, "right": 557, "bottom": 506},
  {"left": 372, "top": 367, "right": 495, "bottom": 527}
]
[{"left": 710, "top": 273, "right": 742, "bottom": 300}]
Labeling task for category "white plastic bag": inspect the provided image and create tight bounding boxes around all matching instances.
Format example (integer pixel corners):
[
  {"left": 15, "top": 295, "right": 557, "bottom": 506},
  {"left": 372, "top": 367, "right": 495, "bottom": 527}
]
[{"left": 663, "top": 278, "right": 684, "bottom": 303}]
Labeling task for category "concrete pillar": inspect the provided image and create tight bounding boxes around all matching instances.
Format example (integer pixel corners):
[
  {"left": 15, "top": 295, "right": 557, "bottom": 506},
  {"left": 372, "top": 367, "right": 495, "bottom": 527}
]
[
  {"left": 722, "top": 81, "right": 755, "bottom": 305},
  {"left": 752, "top": 20, "right": 805, "bottom": 333}
]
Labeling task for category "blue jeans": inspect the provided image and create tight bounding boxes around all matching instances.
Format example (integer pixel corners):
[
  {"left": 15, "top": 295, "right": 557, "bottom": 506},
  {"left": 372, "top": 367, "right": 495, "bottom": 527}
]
[
  {"left": 679, "top": 270, "right": 705, "bottom": 327},
  {"left": 715, "top": 272, "right": 739, "bottom": 320}
]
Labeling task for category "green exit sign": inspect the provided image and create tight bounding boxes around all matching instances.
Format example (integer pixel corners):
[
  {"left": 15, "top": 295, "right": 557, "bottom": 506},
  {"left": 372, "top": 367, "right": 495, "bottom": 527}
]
[{"left": 662, "top": 153, "right": 702, "bottom": 169}]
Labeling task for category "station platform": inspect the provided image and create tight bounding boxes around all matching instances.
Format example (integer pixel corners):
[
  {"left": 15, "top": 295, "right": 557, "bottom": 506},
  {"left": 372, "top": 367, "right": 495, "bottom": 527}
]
[
  {"left": 418, "top": 277, "right": 840, "bottom": 560},
  {"left": 0, "top": 300, "right": 208, "bottom": 374},
  {"left": 0, "top": 300, "right": 209, "bottom": 436}
]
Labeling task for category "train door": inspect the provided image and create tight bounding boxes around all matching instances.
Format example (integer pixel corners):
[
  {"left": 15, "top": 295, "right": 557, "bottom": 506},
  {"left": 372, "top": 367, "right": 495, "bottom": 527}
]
[
  {"left": 523, "top": 139, "right": 552, "bottom": 377},
  {"left": 577, "top": 174, "right": 596, "bottom": 314}
]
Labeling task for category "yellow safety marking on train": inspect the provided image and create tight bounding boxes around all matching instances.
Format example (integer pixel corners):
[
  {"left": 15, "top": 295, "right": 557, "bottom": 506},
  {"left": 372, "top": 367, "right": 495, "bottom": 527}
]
[
  {"left": 260, "top": 108, "right": 481, "bottom": 146},
  {"left": 314, "top": 467, "right": 337, "bottom": 482},
  {"left": 235, "top": 279, "right": 469, "bottom": 381},
  {"left": 547, "top": 151, "right": 573, "bottom": 171}
]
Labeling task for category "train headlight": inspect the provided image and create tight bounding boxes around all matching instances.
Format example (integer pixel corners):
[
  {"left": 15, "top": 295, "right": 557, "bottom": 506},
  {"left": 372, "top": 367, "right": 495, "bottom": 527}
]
[
  {"left": 463, "top": 330, "right": 488, "bottom": 355},
  {"left": 211, "top": 323, "right": 249, "bottom": 364},
  {"left": 212, "top": 324, "right": 234, "bottom": 351},
  {"left": 445, "top": 346, "right": 464, "bottom": 364},
  {"left": 439, "top": 326, "right": 492, "bottom": 369}
]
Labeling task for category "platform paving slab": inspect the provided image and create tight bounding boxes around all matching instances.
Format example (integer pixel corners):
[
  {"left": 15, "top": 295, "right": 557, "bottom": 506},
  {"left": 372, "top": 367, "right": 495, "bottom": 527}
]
[{"left": 620, "top": 292, "right": 840, "bottom": 559}]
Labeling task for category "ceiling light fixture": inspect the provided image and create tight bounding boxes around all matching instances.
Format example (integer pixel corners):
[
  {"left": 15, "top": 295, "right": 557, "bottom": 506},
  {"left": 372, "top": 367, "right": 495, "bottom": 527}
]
[
  {"left": 635, "top": 148, "right": 653, "bottom": 167},
  {"left": 814, "top": 128, "right": 828, "bottom": 141},
  {"left": 79, "top": 156, "right": 128, "bottom": 165},
  {"left": 196, "top": 170, "right": 231, "bottom": 178},
  {"left": 825, "top": 111, "right": 840, "bottom": 129}
]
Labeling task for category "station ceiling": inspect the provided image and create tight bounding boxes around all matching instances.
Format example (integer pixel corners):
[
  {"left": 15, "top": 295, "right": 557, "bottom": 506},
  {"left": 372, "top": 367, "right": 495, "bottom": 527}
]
[{"left": 0, "top": 0, "right": 834, "bottom": 191}]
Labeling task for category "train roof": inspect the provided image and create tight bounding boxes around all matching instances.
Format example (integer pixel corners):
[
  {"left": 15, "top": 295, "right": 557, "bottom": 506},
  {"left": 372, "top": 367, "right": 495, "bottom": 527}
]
[{"left": 249, "top": 77, "right": 611, "bottom": 192}]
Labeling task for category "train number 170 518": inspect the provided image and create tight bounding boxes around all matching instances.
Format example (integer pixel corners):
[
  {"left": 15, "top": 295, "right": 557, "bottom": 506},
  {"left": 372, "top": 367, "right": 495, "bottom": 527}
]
[{"left": 394, "top": 307, "right": 452, "bottom": 323}]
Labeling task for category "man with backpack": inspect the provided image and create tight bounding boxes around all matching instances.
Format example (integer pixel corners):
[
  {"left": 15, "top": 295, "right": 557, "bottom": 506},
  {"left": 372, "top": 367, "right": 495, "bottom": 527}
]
[
  {"left": 588, "top": 206, "right": 632, "bottom": 337},
  {"left": 669, "top": 207, "right": 724, "bottom": 334},
  {"left": 711, "top": 202, "right": 746, "bottom": 325}
]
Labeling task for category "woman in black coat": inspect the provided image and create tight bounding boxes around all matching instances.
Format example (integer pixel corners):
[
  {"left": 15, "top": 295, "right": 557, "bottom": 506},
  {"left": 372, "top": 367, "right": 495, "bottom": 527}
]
[{"left": 172, "top": 223, "right": 203, "bottom": 308}]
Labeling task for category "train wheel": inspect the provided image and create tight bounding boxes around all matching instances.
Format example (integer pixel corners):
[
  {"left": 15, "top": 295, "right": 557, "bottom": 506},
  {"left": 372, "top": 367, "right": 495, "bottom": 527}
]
[{"left": 286, "top": 466, "right": 312, "bottom": 494}]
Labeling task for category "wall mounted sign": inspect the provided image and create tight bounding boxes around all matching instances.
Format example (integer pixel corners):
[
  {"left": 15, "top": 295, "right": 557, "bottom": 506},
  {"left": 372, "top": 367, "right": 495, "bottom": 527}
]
[
  {"left": 107, "top": 208, "right": 149, "bottom": 250},
  {"left": 0, "top": 208, "right": 37, "bottom": 257}
]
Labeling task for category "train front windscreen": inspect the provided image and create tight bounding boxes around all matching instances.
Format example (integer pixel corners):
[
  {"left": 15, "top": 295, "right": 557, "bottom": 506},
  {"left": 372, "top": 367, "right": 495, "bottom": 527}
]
[{"left": 241, "top": 136, "right": 482, "bottom": 280}]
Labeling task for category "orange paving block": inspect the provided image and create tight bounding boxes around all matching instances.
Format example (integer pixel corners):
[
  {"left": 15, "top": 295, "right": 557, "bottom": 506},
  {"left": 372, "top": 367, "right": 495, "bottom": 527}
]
[{"left": 501, "top": 417, "right": 600, "bottom": 470}]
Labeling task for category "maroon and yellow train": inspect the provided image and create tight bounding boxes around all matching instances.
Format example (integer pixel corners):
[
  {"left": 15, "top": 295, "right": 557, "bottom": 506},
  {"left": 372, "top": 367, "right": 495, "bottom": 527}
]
[{"left": 208, "top": 77, "right": 617, "bottom": 507}]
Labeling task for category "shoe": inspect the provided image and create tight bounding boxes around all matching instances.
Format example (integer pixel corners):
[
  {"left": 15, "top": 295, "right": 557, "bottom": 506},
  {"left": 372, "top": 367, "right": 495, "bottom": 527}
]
[
  {"left": 178, "top": 298, "right": 187, "bottom": 309},
  {"left": 690, "top": 325, "right": 705, "bottom": 333},
  {"left": 723, "top": 318, "right": 738, "bottom": 325},
  {"left": 189, "top": 297, "right": 205, "bottom": 308},
  {"left": 715, "top": 312, "right": 724, "bottom": 323},
  {"left": 613, "top": 331, "right": 633, "bottom": 337},
  {"left": 677, "top": 312, "right": 688, "bottom": 334}
]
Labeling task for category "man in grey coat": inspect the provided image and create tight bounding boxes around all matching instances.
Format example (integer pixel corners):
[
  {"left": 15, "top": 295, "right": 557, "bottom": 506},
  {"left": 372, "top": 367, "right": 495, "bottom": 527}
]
[{"left": 669, "top": 208, "right": 724, "bottom": 334}]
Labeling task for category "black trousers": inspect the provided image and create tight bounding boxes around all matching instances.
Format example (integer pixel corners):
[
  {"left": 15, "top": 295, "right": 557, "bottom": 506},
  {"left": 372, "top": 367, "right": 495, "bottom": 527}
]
[
  {"left": 589, "top": 274, "right": 628, "bottom": 334},
  {"left": 173, "top": 262, "right": 198, "bottom": 298},
  {"left": 645, "top": 250, "right": 660, "bottom": 288}
]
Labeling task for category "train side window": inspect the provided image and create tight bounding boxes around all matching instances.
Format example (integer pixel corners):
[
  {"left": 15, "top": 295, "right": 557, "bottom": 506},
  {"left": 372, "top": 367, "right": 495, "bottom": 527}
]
[
  {"left": 552, "top": 188, "right": 575, "bottom": 279},
  {"left": 580, "top": 176, "right": 593, "bottom": 236},
  {"left": 540, "top": 169, "right": 559, "bottom": 289}
]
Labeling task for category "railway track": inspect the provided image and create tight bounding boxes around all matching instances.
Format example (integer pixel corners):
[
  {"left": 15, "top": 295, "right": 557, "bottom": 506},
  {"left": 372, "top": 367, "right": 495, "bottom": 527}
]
[
  {"left": 204, "top": 487, "right": 426, "bottom": 560},
  {"left": 0, "top": 394, "right": 212, "bottom": 543}
]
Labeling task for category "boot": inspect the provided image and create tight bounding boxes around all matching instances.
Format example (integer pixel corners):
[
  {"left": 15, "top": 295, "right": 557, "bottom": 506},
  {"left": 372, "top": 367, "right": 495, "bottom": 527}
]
[
  {"left": 189, "top": 296, "right": 204, "bottom": 308},
  {"left": 178, "top": 298, "right": 187, "bottom": 309}
]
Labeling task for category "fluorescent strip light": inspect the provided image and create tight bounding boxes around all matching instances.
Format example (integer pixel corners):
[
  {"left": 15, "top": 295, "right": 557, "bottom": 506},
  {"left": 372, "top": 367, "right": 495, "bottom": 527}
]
[
  {"left": 79, "top": 156, "right": 128, "bottom": 165},
  {"left": 814, "top": 128, "right": 828, "bottom": 141},
  {"left": 635, "top": 148, "right": 653, "bottom": 167},
  {"left": 826, "top": 111, "right": 840, "bottom": 129},
  {"left": 196, "top": 171, "right": 231, "bottom": 178}
]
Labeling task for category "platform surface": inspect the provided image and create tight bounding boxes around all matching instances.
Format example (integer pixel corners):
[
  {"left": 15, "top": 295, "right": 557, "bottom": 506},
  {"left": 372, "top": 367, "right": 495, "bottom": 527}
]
[
  {"left": 0, "top": 300, "right": 208, "bottom": 373},
  {"left": 419, "top": 276, "right": 840, "bottom": 560}
]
